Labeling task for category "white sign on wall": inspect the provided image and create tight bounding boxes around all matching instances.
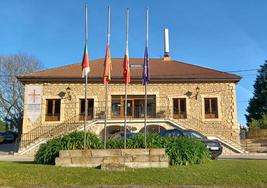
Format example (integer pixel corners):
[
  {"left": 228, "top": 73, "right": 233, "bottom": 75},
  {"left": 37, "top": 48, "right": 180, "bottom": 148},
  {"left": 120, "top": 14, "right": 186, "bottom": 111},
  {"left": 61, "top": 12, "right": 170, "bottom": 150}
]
[{"left": 27, "top": 85, "right": 43, "bottom": 123}]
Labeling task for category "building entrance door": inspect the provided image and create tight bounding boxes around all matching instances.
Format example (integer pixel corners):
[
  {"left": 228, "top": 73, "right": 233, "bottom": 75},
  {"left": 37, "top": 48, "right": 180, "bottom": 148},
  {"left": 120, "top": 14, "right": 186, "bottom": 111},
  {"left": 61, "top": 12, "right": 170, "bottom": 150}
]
[
  {"left": 134, "top": 99, "right": 144, "bottom": 118},
  {"left": 111, "top": 95, "right": 156, "bottom": 119},
  {"left": 124, "top": 99, "right": 134, "bottom": 118}
]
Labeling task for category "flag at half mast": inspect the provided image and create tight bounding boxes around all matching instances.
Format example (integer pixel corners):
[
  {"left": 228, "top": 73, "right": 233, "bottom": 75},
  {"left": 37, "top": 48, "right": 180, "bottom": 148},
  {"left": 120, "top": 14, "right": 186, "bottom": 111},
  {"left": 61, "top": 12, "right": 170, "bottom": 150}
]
[
  {"left": 81, "top": 43, "right": 90, "bottom": 78},
  {"left": 142, "top": 46, "right": 149, "bottom": 85},
  {"left": 103, "top": 45, "right": 112, "bottom": 84},
  {"left": 123, "top": 45, "right": 130, "bottom": 84}
]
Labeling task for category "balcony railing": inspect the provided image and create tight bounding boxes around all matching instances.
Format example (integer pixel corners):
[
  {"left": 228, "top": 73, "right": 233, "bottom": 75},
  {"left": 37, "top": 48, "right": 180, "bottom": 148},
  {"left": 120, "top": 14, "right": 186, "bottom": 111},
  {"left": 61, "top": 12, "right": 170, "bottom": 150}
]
[
  {"left": 45, "top": 113, "right": 60, "bottom": 121},
  {"left": 90, "top": 106, "right": 171, "bottom": 120}
]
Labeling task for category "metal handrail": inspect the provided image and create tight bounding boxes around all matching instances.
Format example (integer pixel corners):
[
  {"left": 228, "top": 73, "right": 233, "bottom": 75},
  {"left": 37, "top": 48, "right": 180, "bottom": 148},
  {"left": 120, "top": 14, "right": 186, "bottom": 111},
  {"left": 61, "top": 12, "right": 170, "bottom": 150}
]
[
  {"left": 20, "top": 114, "right": 82, "bottom": 148},
  {"left": 20, "top": 104, "right": 241, "bottom": 149}
]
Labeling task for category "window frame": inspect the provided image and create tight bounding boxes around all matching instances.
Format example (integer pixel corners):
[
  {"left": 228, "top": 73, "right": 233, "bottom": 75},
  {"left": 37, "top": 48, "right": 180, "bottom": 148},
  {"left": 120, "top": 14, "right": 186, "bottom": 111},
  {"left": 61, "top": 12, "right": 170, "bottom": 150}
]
[
  {"left": 173, "top": 97, "right": 187, "bottom": 119},
  {"left": 111, "top": 95, "right": 156, "bottom": 119},
  {"left": 203, "top": 97, "right": 219, "bottom": 119},
  {"left": 45, "top": 99, "right": 61, "bottom": 121},
  {"left": 79, "top": 98, "right": 94, "bottom": 121}
]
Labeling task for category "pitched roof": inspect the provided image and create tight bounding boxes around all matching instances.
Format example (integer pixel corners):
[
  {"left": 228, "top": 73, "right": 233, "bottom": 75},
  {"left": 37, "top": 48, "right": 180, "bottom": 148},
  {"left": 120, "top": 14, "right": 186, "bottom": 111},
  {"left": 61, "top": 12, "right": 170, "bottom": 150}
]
[{"left": 18, "top": 58, "right": 241, "bottom": 83}]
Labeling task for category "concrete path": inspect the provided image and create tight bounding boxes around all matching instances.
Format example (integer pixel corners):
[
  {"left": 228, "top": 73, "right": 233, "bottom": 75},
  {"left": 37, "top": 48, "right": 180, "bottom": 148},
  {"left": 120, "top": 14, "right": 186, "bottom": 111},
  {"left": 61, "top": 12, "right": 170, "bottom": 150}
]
[
  {"left": 219, "top": 153, "right": 267, "bottom": 160},
  {"left": 0, "top": 154, "right": 34, "bottom": 162}
]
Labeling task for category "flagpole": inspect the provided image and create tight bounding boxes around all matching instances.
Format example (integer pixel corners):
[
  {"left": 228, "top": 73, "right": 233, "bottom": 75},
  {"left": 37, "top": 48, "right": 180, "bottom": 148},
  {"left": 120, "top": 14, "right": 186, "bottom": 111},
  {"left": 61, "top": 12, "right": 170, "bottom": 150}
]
[
  {"left": 124, "top": 8, "right": 129, "bottom": 149},
  {"left": 104, "top": 6, "right": 110, "bottom": 149},
  {"left": 144, "top": 8, "right": 149, "bottom": 148},
  {"left": 84, "top": 4, "right": 88, "bottom": 149}
]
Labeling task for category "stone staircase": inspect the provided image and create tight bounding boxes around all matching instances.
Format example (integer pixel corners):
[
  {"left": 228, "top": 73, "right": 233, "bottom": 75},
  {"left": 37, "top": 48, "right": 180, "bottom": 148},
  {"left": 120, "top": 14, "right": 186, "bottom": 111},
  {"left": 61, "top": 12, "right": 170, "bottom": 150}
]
[
  {"left": 18, "top": 115, "right": 246, "bottom": 156},
  {"left": 18, "top": 116, "right": 97, "bottom": 155},
  {"left": 173, "top": 116, "right": 245, "bottom": 153},
  {"left": 241, "top": 139, "right": 267, "bottom": 153}
]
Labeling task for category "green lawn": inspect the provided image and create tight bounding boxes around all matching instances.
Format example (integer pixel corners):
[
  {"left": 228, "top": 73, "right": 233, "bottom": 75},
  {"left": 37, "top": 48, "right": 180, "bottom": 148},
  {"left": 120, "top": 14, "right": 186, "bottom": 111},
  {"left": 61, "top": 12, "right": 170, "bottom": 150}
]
[{"left": 0, "top": 160, "right": 267, "bottom": 187}]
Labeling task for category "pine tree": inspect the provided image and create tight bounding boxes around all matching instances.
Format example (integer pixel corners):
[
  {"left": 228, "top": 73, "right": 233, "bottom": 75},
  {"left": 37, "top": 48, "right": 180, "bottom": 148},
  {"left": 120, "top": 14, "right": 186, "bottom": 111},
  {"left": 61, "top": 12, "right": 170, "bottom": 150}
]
[{"left": 246, "top": 61, "right": 267, "bottom": 127}]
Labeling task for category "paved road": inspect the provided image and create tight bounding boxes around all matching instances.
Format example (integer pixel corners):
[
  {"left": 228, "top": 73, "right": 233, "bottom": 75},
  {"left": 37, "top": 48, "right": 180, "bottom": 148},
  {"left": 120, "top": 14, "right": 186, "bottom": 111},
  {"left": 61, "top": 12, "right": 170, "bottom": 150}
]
[
  {"left": 0, "top": 143, "right": 33, "bottom": 162},
  {"left": 0, "top": 143, "right": 17, "bottom": 154},
  {"left": 1, "top": 143, "right": 267, "bottom": 162}
]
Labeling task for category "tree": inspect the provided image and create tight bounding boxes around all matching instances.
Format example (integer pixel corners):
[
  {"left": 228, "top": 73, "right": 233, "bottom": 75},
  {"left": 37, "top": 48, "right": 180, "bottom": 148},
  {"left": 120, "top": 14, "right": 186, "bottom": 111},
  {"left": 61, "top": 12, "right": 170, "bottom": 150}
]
[
  {"left": 0, "top": 54, "right": 42, "bottom": 134},
  {"left": 0, "top": 119, "right": 6, "bottom": 131},
  {"left": 246, "top": 61, "right": 267, "bottom": 127}
]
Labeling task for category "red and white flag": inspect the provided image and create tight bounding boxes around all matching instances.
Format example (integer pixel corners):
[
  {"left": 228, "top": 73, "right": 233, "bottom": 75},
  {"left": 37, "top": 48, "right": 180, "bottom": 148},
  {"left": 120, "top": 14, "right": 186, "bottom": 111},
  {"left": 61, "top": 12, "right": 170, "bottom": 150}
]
[
  {"left": 123, "top": 45, "right": 130, "bottom": 84},
  {"left": 81, "top": 43, "right": 90, "bottom": 78}
]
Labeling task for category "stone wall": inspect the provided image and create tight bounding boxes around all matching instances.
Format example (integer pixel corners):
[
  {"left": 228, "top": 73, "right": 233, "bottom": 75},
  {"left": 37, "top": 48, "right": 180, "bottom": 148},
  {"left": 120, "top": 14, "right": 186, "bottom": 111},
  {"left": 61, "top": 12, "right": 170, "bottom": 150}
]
[
  {"left": 22, "top": 82, "right": 240, "bottom": 144},
  {"left": 56, "top": 148, "right": 169, "bottom": 169}
]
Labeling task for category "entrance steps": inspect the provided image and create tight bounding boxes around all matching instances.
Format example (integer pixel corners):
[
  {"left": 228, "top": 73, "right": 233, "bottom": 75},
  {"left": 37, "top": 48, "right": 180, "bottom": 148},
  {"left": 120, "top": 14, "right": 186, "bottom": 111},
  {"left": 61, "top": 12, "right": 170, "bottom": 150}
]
[
  {"left": 17, "top": 118, "right": 245, "bottom": 156},
  {"left": 241, "top": 139, "right": 267, "bottom": 153}
]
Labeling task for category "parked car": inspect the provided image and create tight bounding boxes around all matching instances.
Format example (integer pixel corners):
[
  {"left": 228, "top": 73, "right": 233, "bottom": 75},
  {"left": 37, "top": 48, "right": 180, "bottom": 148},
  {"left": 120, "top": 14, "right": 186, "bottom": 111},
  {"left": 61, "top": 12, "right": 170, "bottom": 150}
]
[
  {"left": 0, "top": 132, "right": 15, "bottom": 143},
  {"left": 109, "top": 131, "right": 135, "bottom": 140},
  {"left": 160, "top": 129, "right": 223, "bottom": 159}
]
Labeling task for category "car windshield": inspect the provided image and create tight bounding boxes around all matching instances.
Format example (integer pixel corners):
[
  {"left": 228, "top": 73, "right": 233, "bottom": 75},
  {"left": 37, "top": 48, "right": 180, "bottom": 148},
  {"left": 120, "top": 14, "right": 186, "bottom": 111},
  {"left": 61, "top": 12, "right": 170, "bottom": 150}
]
[
  {"left": 162, "top": 130, "right": 182, "bottom": 137},
  {"left": 190, "top": 132, "right": 205, "bottom": 139},
  {"left": 183, "top": 130, "right": 205, "bottom": 139}
]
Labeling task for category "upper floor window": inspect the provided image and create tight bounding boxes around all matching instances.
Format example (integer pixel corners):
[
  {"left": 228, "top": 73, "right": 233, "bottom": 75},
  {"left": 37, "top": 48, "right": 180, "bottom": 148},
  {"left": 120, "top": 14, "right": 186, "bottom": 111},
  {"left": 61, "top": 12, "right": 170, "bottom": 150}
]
[
  {"left": 79, "top": 99, "right": 94, "bottom": 120},
  {"left": 45, "top": 99, "right": 61, "bottom": 121},
  {"left": 173, "top": 98, "right": 187, "bottom": 119},
  {"left": 204, "top": 98, "right": 218, "bottom": 119}
]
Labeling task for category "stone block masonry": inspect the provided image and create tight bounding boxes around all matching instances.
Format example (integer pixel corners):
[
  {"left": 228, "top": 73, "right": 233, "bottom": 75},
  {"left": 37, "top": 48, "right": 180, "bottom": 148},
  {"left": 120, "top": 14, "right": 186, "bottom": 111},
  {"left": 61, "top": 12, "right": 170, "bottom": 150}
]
[{"left": 55, "top": 148, "right": 169, "bottom": 170}]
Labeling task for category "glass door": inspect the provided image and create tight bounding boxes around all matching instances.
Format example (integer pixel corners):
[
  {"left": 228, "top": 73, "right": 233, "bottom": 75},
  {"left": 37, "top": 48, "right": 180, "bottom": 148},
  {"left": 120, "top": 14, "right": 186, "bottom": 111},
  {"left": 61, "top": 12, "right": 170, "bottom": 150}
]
[
  {"left": 123, "top": 99, "right": 134, "bottom": 118},
  {"left": 134, "top": 99, "right": 144, "bottom": 118}
]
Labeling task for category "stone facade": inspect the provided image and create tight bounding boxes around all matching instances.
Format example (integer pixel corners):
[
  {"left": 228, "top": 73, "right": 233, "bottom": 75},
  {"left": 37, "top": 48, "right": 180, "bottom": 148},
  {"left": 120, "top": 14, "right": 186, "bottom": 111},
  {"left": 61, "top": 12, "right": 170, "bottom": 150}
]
[{"left": 22, "top": 81, "right": 240, "bottom": 147}]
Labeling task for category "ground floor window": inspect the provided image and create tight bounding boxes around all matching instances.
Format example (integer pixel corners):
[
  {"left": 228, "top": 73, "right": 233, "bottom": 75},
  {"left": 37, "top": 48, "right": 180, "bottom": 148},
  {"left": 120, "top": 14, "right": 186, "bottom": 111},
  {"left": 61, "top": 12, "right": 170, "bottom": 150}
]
[
  {"left": 111, "top": 95, "right": 156, "bottom": 118},
  {"left": 204, "top": 98, "right": 218, "bottom": 118},
  {"left": 79, "top": 99, "right": 94, "bottom": 120},
  {"left": 45, "top": 99, "right": 61, "bottom": 121},
  {"left": 173, "top": 98, "right": 187, "bottom": 119}
]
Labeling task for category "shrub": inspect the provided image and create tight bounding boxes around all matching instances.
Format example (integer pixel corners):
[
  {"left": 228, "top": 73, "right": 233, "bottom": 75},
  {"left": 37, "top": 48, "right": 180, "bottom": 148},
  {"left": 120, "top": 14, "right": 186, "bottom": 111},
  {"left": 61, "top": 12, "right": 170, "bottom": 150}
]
[
  {"left": 35, "top": 132, "right": 210, "bottom": 166},
  {"left": 34, "top": 132, "right": 102, "bottom": 165},
  {"left": 107, "top": 133, "right": 211, "bottom": 165}
]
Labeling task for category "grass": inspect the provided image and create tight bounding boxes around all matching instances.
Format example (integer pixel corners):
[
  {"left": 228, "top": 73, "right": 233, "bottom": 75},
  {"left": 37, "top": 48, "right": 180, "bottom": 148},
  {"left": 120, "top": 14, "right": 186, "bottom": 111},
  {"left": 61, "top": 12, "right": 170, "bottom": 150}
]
[{"left": 0, "top": 160, "right": 267, "bottom": 187}]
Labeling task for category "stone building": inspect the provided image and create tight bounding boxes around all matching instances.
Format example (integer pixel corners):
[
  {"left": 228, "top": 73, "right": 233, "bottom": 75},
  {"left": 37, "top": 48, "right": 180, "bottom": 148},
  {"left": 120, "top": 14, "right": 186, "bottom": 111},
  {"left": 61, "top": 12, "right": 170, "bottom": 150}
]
[{"left": 18, "top": 57, "right": 244, "bottom": 154}]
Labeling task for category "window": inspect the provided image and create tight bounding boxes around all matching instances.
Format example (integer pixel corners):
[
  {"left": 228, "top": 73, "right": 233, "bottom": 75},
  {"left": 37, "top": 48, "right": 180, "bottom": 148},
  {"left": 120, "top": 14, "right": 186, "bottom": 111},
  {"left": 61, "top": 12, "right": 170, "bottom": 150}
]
[
  {"left": 204, "top": 98, "right": 218, "bottom": 118},
  {"left": 183, "top": 131, "right": 205, "bottom": 139},
  {"left": 45, "top": 99, "right": 61, "bottom": 121},
  {"left": 173, "top": 98, "right": 187, "bottom": 119},
  {"left": 79, "top": 99, "right": 94, "bottom": 120},
  {"left": 111, "top": 96, "right": 121, "bottom": 117},
  {"left": 163, "top": 129, "right": 183, "bottom": 137},
  {"left": 111, "top": 95, "right": 156, "bottom": 118}
]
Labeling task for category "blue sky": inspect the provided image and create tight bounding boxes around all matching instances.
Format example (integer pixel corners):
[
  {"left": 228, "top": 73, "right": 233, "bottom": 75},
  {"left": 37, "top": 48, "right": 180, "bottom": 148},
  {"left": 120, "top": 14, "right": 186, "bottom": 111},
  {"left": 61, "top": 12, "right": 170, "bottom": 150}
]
[{"left": 1, "top": 0, "right": 267, "bottom": 126}]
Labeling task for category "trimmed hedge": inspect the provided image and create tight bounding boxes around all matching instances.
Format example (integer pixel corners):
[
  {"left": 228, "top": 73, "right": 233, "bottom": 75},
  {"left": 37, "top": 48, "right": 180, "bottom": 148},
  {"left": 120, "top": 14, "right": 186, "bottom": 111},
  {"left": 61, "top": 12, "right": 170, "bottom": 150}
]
[{"left": 35, "top": 132, "right": 211, "bottom": 165}]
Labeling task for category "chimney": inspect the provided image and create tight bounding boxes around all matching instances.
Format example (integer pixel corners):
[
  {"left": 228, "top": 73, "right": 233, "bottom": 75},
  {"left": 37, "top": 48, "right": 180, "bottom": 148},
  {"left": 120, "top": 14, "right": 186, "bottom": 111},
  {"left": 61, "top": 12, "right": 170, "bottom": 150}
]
[{"left": 163, "top": 28, "right": 171, "bottom": 61}]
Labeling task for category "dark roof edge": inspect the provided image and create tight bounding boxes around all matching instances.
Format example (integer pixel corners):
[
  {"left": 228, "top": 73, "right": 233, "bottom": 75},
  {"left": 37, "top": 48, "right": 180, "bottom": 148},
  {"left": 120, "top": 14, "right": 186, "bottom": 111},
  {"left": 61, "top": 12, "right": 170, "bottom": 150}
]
[{"left": 17, "top": 76, "right": 241, "bottom": 84}]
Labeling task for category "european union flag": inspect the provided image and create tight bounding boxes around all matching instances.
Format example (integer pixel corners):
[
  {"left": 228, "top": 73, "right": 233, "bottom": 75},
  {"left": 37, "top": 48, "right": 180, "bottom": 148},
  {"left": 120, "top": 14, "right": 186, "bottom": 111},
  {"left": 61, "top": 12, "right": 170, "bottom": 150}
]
[{"left": 142, "top": 46, "right": 149, "bottom": 85}]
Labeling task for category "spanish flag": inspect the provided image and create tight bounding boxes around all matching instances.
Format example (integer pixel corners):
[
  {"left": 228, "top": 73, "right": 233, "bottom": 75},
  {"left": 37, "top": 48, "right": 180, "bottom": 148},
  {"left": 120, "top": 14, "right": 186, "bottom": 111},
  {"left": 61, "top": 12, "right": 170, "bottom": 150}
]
[{"left": 103, "top": 45, "right": 112, "bottom": 84}]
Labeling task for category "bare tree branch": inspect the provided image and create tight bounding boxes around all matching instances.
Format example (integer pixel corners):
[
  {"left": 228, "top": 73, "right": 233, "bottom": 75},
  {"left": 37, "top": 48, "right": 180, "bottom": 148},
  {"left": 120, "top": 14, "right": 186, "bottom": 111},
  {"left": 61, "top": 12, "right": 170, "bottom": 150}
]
[{"left": 0, "top": 54, "right": 42, "bottom": 132}]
